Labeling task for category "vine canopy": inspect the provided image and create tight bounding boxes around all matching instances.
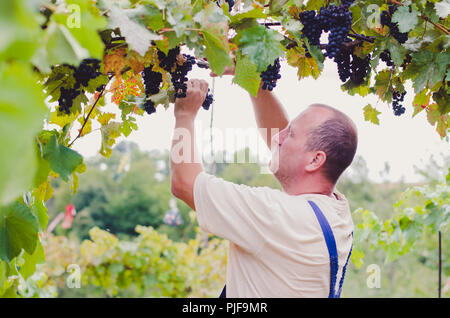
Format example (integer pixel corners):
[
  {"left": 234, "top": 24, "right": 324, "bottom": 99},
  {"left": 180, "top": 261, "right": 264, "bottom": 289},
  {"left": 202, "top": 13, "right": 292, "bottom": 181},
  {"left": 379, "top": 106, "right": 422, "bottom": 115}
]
[{"left": 0, "top": 0, "right": 449, "bottom": 297}]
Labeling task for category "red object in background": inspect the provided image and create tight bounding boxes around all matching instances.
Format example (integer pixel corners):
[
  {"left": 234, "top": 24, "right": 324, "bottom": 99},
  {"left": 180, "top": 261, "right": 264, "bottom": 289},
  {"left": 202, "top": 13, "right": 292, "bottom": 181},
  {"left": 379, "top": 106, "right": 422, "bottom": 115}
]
[{"left": 62, "top": 204, "right": 76, "bottom": 229}]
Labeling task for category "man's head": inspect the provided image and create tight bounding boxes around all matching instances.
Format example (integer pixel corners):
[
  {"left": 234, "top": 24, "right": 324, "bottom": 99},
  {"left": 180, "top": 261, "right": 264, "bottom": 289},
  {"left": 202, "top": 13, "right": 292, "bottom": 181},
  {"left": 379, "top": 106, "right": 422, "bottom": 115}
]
[{"left": 269, "top": 103, "right": 358, "bottom": 191}]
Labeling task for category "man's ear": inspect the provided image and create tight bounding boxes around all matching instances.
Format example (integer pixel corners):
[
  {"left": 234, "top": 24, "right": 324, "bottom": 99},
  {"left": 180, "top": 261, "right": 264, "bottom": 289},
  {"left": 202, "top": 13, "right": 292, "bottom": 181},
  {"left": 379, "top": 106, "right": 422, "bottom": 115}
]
[{"left": 305, "top": 151, "right": 327, "bottom": 172}]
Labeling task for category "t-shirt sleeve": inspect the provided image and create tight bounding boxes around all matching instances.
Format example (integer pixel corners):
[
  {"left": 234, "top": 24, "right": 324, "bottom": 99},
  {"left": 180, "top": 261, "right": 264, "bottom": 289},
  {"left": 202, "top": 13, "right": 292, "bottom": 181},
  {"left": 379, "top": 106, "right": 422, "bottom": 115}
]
[{"left": 193, "top": 171, "right": 279, "bottom": 255}]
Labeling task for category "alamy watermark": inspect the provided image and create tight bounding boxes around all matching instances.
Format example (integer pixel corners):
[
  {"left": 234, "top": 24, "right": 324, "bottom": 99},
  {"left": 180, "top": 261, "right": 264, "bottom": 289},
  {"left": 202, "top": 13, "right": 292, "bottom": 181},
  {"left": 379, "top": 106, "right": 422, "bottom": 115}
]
[
  {"left": 171, "top": 120, "right": 281, "bottom": 174},
  {"left": 366, "top": 264, "right": 381, "bottom": 289}
]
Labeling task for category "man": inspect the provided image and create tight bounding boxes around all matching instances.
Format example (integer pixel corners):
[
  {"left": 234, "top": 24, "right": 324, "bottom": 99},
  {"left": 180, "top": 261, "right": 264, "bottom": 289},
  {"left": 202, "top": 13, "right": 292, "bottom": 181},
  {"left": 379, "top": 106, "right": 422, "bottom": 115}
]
[{"left": 170, "top": 71, "right": 357, "bottom": 298}]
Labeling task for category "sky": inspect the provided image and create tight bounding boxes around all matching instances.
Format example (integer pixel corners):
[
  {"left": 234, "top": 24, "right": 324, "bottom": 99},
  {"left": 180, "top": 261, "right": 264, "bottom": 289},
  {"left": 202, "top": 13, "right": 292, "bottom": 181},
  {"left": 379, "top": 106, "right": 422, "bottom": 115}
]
[{"left": 70, "top": 57, "right": 449, "bottom": 184}]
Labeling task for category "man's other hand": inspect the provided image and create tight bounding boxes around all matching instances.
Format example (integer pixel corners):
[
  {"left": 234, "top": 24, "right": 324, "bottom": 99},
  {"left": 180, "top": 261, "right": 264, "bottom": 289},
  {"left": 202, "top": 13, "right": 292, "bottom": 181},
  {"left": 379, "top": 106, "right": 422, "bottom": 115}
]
[{"left": 174, "top": 79, "right": 209, "bottom": 119}]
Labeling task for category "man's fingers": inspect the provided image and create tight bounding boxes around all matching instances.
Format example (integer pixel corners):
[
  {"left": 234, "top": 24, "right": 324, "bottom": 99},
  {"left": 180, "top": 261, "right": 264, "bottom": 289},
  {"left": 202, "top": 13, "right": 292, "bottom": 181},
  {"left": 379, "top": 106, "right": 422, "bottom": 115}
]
[{"left": 199, "top": 80, "right": 208, "bottom": 92}]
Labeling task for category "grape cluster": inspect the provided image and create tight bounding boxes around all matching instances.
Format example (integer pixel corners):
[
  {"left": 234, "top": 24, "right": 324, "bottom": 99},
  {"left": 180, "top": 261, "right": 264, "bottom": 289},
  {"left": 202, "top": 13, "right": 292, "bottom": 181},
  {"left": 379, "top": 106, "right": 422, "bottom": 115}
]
[
  {"left": 216, "top": 0, "right": 234, "bottom": 11},
  {"left": 350, "top": 53, "right": 371, "bottom": 84},
  {"left": 164, "top": 52, "right": 214, "bottom": 111},
  {"left": 392, "top": 91, "right": 406, "bottom": 116},
  {"left": 260, "top": 58, "right": 281, "bottom": 91},
  {"left": 380, "top": 50, "right": 394, "bottom": 67},
  {"left": 142, "top": 65, "right": 163, "bottom": 114},
  {"left": 58, "top": 87, "right": 81, "bottom": 114},
  {"left": 57, "top": 59, "right": 102, "bottom": 114},
  {"left": 202, "top": 89, "right": 214, "bottom": 110},
  {"left": 298, "top": 11, "right": 321, "bottom": 57},
  {"left": 380, "top": 5, "right": 409, "bottom": 44},
  {"left": 335, "top": 48, "right": 352, "bottom": 82},
  {"left": 74, "top": 59, "right": 102, "bottom": 88},
  {"left": 319, "top": 5, "right": 353, "bottom": 59},
  {"left": 157, "top": 47, "right": 180, "bottom": 72},
  {"left": 170, "top": 54, "right": 196, "bottom": 98}
]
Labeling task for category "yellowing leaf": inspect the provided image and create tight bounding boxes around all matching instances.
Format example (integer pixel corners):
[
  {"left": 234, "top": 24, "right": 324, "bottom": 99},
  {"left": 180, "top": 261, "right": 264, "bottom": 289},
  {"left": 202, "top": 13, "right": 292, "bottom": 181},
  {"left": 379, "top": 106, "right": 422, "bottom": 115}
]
[
  {"left": 287, "top": 48, "right": 321, "bottom": 80},
  {"left": 363, "top": 104, "right": 381, "bottom": 125}
]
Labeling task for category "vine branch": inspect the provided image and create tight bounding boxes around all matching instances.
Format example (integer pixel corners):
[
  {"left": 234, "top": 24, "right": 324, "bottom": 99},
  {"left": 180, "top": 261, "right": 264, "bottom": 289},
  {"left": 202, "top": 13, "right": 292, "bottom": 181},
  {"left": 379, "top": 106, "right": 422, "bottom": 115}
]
[{"left": 68, "top": 78, "right": 111, "bottom": 148}]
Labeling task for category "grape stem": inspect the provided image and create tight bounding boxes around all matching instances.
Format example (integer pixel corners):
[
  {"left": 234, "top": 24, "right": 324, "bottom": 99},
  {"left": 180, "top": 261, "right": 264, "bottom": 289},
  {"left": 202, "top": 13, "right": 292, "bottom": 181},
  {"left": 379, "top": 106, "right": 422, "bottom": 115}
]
[{"left": 68, "top": 77, "right": 112, "bottom": 148}]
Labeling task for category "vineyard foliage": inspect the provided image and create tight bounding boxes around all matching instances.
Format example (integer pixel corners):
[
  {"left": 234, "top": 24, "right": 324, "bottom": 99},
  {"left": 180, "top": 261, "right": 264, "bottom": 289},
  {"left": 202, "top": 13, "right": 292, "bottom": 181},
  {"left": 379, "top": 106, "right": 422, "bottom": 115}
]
[{"left": 0, "top": 0, "right": 449, "bottom": 297}]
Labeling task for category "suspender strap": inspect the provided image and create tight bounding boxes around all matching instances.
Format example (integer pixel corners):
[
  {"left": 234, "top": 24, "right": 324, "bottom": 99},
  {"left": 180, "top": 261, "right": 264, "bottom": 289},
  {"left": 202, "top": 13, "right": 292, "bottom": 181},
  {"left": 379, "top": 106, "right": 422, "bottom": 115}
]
[
  {"left": 219, "top": 285, "right": 226, "bottom": 298},
  {"left": 337, "top": 233, "right": 353, "bottom": 297},
  {"left": 307, "top": 200, "right": 339, "bottom": 298}
]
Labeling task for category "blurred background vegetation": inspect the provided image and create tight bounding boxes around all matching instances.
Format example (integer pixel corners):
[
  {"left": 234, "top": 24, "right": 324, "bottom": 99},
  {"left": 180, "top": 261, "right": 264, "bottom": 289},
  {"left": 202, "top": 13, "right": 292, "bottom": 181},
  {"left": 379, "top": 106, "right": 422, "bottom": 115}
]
[{"left": 23, "top": 141, "right": 448, "bottom": 298}]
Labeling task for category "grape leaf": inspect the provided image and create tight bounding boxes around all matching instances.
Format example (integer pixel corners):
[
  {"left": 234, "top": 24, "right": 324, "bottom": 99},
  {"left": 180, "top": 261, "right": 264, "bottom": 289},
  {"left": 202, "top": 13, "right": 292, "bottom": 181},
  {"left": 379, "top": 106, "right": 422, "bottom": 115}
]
[
  {"left": 54, "top": 0, "right": 108, "bottom": 59},
  {"left": 435, "top": 0, "right": 450, "bottom": 19},
  {"left": 269, "top": 0, "right": 289, "bottom": 13},
  {"left": 0, "top": 62, "right": 47, "bottom": 205},
  {"left": 43, "top": 135, "right": 84, "bottom": 182},
  {"left": 286, "top": 48, "right": 321, "bottom": 80},
  {"left": 392, "top": 6, "right": 419, "bottom": 33},
  {"left": 0, "top": 0, "right": 41, "bottom": 63},
  {"left": 407, "top": 51, "right": 449, "bottom": 93},
  {"left": 232, "top": 53, "right": 261, "bottom": 97},
  {"left": 230, "top": 7, "right": 267, "bottom": 24},
  {"left": 412, "top": 89, "right": 431, "bottom": 117},
  {"left": 0, "top": 201, "right": 39, "bottom": 263},
  {"left": 100, "top": 122, "right": 122, "bottom": 158},
  {"left": 18, "top": 241, "right": 45, "bottom": 280},
  {"left": 30, "top": 201, "right": 48, "bottom": 233},
  {"left": 386, "top": 39, "right": 406, "bottom": 67},
  {"left": 202, "top": 29, "right": 233, "bottom": 76},
  {"left": 109, "top": 6, "right": 162, "bottom": 56},
  {"left": 238, "top": 24, "right": 285, "bottom": 72},
  {"left": 363, "top": 104, "right": 381, "bottom": 125},
  {"left": 374, "top": 70, "right": 393, "bottom": 102}
]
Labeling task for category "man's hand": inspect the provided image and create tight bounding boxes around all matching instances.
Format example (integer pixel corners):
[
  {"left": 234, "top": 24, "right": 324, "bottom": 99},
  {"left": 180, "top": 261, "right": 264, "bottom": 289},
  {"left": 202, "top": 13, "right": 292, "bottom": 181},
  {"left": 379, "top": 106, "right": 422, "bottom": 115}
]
[{"left": 174, "top": 79, "right": 209, "bottom": 119}]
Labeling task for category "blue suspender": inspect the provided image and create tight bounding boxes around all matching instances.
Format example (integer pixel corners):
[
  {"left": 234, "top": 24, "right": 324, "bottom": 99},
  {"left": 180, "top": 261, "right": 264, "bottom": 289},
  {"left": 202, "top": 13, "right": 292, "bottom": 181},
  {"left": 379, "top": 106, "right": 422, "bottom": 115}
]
[
  {"left": 307, "top": 200, "right": 353, "bottom": 298},
  {"left": 218, "top": 200, "right": 353, "bottom": 298}
]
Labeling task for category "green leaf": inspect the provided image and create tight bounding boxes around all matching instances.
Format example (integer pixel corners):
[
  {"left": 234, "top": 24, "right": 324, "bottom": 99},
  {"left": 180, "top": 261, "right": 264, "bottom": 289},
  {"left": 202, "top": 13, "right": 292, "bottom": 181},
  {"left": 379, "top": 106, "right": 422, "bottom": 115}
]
[
  {"left": 435, "top": 0, "right": 450, "bottom": 19},
  {"left": 43, "top": 135, "right": 83, "bottom": 182},
  {"left": 100, "top": 122, "right": 122, "bottom": 158},
  {"left": 120, "top": 119, "right": 138, "bottom": 137},
  {"left": 33, "top": 21, "right": 90, "bottom": 73},
  {"left": 392, "top": 5, "right": 419, "bottom": 33},
  {"left": 407, "top": 51, "right": 449, "bottom": 93},
  {"left": 18, "top": 242, "right": 45, "bottom": 280},
  {"left": 269, "top": 0, "right": 289, "bottom": 13},
  {"left": 0, "top": 62, "right": 47, "bottom": 205},
  {"left": 0, "top": 0, "right": 41, "bottom": 62},
  {"left": 238, "top": 24, "right": 285, "bottom": 72},
  {"left": 141, "top": 5, "right": 165, "bottom": 31},
  {"left": 58, "top": 0, "right": 108, "bottom": 59},
  {"left": 202, "top": 29, "right": 232, "bottom": 76},
  {"left": 232, "top": 53, "right": 261, "bottom": 97},
  {"left": 386, "top": 39, "right": 406, "bottom": 67},
  {"left": 363, "top": 104, "right": 381, "bottom": 125},
  {"left": 0, "top": 201, "right": 39, "bottom": 263},
  {"left": 109, "top": 6, "right": 162, "bottom": 56},
  {"left": 230, "top": 7, "right": 267, "bottom": 24},
  {"left": 31, "top": 201, "right": 48, "bottom": 233},
  {"left": 412, "top": 89, "right": 431, "bottom": 117},
  {"left": 374, "top": 70, "right": 393, "bottom": 102}
]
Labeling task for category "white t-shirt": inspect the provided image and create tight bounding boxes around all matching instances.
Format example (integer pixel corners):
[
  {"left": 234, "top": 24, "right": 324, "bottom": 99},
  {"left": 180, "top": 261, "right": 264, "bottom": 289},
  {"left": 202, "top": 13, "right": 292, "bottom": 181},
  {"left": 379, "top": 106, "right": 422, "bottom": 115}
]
[{"left": 193, "top": 171, "right": 354, "bottom": 298}]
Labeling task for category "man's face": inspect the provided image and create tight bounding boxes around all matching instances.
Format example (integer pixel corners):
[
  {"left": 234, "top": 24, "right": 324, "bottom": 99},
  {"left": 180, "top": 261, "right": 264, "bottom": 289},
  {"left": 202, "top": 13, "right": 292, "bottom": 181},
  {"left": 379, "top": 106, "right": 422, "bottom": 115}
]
[{"left": 269, "top": 106, "right": 333, "bottom": 181}]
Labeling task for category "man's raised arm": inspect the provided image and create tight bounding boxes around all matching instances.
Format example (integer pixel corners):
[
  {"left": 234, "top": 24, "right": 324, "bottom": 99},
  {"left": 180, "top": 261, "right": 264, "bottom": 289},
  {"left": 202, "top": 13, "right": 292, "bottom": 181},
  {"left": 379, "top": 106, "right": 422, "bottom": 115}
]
[
  {"left": 212, "top": 66, "right": 289, "bottom": 150},
  {"left": 249, "top": 84, "right": 289, "bottom": 150}
]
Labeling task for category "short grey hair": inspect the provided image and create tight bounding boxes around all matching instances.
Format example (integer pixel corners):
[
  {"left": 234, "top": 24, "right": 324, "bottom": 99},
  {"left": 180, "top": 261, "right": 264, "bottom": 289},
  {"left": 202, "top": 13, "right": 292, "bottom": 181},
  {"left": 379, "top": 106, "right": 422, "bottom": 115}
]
[{"left": 305, "top": 105, "right": 358, "bottom": 184}]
